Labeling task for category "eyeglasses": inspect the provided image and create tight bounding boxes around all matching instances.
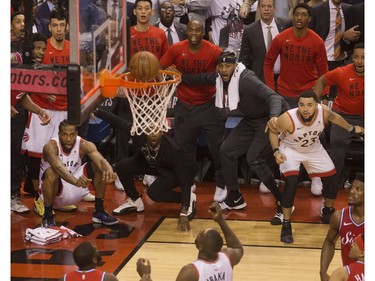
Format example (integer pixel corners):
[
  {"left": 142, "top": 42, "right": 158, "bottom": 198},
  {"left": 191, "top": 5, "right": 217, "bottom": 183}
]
[{"left": 160, "top": 7, "right": 174, "bottom": 12}]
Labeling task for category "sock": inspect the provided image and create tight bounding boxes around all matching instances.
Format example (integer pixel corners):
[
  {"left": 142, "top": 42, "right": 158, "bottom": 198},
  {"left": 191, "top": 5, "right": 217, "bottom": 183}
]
[
  {"left": 44, "top": 205, "right": 53, "bottom": 217},
  {"left": 95, "top": 198, "right": 104, "bottom": 212}
]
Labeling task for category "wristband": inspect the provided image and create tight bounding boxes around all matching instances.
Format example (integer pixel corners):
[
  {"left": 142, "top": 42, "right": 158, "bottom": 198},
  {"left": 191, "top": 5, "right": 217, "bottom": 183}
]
[
  {"left": 347, "top": 125, "right": 355, "bottom": 133},
  {"left": 273, "top": 148, "right": 279, "bottom": 156}
]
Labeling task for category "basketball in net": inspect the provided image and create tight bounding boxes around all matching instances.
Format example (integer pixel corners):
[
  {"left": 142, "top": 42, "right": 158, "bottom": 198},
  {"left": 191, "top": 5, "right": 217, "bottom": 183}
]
[
  {"left": 116, "top": 70, "right": 181, "bottom": 136},
  {"left": 129, "top": 51, "right": 160, "bottom": 82}
]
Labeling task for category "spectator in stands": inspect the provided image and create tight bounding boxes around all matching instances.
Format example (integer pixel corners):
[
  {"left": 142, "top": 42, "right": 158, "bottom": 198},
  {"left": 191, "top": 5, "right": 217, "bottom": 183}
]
[
  {"left": 160, "top": 19, "right": 227, "bottom": 203},
  {"left": 313, "top": 43, "right": 364, "bottom": 189},
  {"left": 94, "top": 108, "right": 198, "bottom": 232},
  {"left": 130, "top": 0, "right": 169, "bottom": 59},
  {"left": 155, "top": 1, "right": 187, "bottom": 46},
  {"left": 181, "top": 51, "right": 289, "bottom": 225}
]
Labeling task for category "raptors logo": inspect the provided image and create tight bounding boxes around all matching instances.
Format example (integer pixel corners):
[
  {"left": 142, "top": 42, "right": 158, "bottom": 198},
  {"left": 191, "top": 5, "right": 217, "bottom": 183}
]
[{"left": 23, "top": 132, "right": 30, "bottom": 142}]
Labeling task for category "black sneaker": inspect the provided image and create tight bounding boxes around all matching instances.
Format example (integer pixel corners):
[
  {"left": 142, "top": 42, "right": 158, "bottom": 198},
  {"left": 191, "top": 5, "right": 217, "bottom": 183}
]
[
  {"left": 280, "top": 221, "right": 293, "bottom": 243},
  {"left": 219, "top": 190, "right": 247, "bottom": 210},
  {"left": 321, "top": 207, "right": 335, "bottom": 224}
]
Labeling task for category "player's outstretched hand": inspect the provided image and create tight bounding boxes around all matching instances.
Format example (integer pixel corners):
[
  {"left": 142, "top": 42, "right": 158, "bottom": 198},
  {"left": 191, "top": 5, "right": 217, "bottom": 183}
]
[
  {"left": 137, "top": 258, "right": 152, "bottom": 281},
  {"left": 209, "top": 202, "right": 224, "bottom": 223}
]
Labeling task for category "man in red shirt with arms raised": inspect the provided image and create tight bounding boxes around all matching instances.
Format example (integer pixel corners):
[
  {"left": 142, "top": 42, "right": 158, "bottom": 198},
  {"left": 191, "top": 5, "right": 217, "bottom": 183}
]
[{"left": 160, "top": 19, "right": 227, "bottom": 202}]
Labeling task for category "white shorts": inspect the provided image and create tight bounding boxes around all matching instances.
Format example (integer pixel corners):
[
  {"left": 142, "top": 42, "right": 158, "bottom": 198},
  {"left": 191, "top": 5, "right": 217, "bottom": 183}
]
[
  {"left": 22, "top": 110, "right": 67, "bottom": 157},
  {"left": 39, "top": 164, "right": 91, "bottom": 208},
  {"left": 278, "top": 144, "right": 336, "bottom": 178}
]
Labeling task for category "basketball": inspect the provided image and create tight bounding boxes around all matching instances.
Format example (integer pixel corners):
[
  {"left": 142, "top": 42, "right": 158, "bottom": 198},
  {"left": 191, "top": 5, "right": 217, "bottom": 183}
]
[{"left": 129, "top": 51, "right": 160, "bottom": 82}]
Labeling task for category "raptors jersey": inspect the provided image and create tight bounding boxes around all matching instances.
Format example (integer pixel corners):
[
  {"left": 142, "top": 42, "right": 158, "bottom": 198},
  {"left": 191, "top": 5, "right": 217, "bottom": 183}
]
[
  {"left": 346, "top": 261, "right": 364, "bottom": 281},
  {"left": 63, "top": 268, "right": 106, "bottom": 281},
  {"left": 339, "top": 206, "right": 364, "bottom": 266},
  {"left": 191, "top": 252, "right": 233, "bottom": 281},
  {"left": 280, "top": 104, "right": 325, "bottom": 153},
  {"left": 40, "top": 137, "right": 83, "bottom": 180}
]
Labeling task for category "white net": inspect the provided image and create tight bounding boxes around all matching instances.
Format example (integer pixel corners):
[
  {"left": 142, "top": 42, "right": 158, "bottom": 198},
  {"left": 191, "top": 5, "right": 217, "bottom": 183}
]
[{"left": 117, "top": 70, "right": 181, "bottom": 136}]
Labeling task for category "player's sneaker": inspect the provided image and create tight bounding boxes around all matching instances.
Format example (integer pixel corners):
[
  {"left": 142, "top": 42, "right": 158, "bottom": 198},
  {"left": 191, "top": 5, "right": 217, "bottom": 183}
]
[
  {"left": 259, "top": 182, "right": 271, "bottom": 194},
  {"left": 41, "top": 215, "right": 56, "bottom": 228},
  {"left": 34, "top": 197, "right": 45, "bottom": 216},
  {"left": 92, "top": 211, "right": 119, "bottom": 225},
  {"left": 213, "top": 186, "right": 227, "bottom": 202},
  {"left": 187, "top": 192, "right": 197, "bottom": 221},
  {"left": 11, "top": 195, "right": 29, "bottom": 214},
  {"left": 321, "top": 207, "right": 335, "bottom": 224},
  {"left": 82, "top": 192, "right": 95, "bottom": 202},
  {"left": 142, "top": 175, "right": 157, "bottom": 187},
  {"left": 311, "top": 177, "right": 323, "bottom": 196},
  {"left": 280, "top": 221, "right": 293, "bottom": 243},
  {"left": 112, "top": 197, "right": 144, "bottom": 215},
  {"left": 219, "top": 190, "right": 247, "bottom": 210}
]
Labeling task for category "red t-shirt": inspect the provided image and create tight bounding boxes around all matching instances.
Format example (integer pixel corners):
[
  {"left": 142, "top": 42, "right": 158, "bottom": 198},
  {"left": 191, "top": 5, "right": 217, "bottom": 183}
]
[
  {"left": 264, "top": 28, "right": 328, "bottom": 97},
  {"left": 325, "top": 64, "right": 364, "bottom": 116},
  {"left": 339, "top": 206, "right": 364, "bottom": 266},
  {"left": 130, "top": 26, "right": 169, "bottom": 59},
  {"left": 34, "top": 39, "right": 70, "bottom": 110},
  {"left": 160, "top": 40, "right": 222, "bottom": 105}
]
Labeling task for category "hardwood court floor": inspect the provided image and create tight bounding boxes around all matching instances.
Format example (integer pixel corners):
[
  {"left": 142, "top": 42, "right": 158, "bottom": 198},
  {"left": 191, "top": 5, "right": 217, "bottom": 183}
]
[{"left": 11, "top": 180, "right": 350, "bottom": 280}]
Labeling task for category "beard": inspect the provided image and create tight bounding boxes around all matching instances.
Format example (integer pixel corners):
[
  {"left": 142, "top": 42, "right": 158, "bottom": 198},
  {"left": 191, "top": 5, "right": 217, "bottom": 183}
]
[{"left": 299, "top": 111, "right": 315, "bottom": 123}]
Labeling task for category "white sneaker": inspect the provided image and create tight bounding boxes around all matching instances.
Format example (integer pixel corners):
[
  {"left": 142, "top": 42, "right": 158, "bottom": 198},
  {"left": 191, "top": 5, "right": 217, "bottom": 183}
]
[
  {"left": 11, "top": 195, "right": 30, "bottom": 214},
  {"left": 259, "top": 182, "right": 271, "bottom": 194},
  {"left": 82, "top": 192, "right": 95, "bottom": 202},
  {"left": 213, "top": 186, "right": 227, "bottom": 202},
  {"left": 311, "top": 177, "right": 323, "bottom": 196},
  {"left": 114, "top": 176, "right": 125, "bottom": 191},
  {"left": 187, "top": 193, "right": 197, "bottom": 221},
  {"left": 142, "top": 175, "right": 157, "bottom": 187},
  {"left": 343, "top": 180, "right": 352, "bottom": 189},
  {"left": 112, "top": 197, "right": 144, "bottom": 215}
]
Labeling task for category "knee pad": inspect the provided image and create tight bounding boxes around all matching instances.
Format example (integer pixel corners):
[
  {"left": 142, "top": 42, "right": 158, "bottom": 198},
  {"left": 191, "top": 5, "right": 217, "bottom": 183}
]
[
  {"left": 321, "top": 175, "right": 339, "bottom": 199},
  {"left": 281, "top": 175, "right": 299, "bottom": 208}
]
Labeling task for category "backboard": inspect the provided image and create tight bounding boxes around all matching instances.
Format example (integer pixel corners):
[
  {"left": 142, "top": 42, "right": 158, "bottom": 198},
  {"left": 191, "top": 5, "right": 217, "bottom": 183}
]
[
  {"left": 11, "top": 0, "right": 129, "bottom": 125},
  {"left": 70, "top": 0, "right": 129, "bottom": 124}
]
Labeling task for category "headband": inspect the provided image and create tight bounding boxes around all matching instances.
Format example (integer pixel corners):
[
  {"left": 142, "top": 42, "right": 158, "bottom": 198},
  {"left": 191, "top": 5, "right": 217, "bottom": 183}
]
[{"left": 217, "top": 56, "right": 236, "bottom": 64}]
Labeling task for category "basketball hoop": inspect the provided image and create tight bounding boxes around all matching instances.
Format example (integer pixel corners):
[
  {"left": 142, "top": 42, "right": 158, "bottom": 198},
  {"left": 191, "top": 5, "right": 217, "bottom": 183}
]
[{"left": 100, "top": 69, "right": 181, "bottom": 135}]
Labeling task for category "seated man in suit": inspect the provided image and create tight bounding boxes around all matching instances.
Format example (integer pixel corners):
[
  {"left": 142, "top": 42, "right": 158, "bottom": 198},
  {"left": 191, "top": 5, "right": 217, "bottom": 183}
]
[{"left": 155, "top": 1, "right": 187, "bottom": 46}]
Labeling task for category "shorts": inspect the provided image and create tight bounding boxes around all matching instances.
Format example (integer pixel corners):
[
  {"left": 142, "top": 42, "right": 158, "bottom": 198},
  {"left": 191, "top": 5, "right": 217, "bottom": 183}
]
[
  {"left": 278, "top": 144, "right": 336, "bottom": 178},
  {"left": 22, "top": 110, "right": 67, "bottom": 157},
  {"left": 39, "top": 163, "right": 91, "bottom": 208}
]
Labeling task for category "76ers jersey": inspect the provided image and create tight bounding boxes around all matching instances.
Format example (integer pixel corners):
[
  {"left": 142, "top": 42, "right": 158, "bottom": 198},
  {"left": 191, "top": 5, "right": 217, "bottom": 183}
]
[
  {"left": 339, "top": 206, "right": 364, "bottom": 266},
  {"left": 192, "top": 252, "right": 233, "bottom": 281},
  {"left": 280, "top": 104, "right": 325, "bottom": 153},
  {"left": 40, "top": 137, "right": 83, "bottom": 180}
]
